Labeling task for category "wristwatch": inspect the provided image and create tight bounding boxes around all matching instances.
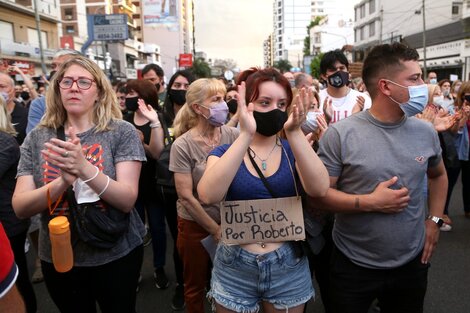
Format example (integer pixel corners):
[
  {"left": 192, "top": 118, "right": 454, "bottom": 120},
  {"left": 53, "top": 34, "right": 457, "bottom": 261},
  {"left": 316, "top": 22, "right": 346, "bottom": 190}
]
[{"left": 427, "top": 215, "right": 444, "bottom": 227}]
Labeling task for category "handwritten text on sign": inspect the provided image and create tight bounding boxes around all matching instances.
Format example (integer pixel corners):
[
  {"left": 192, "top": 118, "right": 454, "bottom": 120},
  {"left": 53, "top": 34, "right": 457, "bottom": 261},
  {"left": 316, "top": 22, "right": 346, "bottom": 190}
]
[{"left": 221, "top": 196, "right": 305, "bottom": 245}]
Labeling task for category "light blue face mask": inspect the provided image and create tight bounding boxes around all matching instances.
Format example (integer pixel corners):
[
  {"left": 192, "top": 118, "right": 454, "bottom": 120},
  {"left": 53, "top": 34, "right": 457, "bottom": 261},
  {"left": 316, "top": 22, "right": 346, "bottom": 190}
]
[
  {"left": 386, "top": 80, "right": 428, "bottom": 117},
  {"left": 0, "top": 91, "right": 9, "bottom": 103}
]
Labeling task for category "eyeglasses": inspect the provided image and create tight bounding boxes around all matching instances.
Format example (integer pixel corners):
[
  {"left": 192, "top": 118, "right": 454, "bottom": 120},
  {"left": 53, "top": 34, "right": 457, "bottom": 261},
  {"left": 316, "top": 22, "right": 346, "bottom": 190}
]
[{"left": 59, "top": 77, "right": 95, "bottom": 90}]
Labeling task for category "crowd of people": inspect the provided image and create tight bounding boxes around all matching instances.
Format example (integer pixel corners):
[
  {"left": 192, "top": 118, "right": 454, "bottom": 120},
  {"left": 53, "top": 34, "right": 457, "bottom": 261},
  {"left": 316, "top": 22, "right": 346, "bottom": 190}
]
[{"left": 0, "top": 42, "right": 468, "bottom": 313}]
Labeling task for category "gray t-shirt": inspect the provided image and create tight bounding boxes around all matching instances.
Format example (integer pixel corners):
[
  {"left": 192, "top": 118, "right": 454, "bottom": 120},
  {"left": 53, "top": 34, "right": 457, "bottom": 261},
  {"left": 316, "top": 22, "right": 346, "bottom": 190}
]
[
  {"left": 169, "top": 125, "right": 239, "bottom": 223},
  {"left": 17, "top": 119, "right": 147, "bottom": 267},
  {"left": 318, "top": 110, "right": 441, "bottom": 269}
]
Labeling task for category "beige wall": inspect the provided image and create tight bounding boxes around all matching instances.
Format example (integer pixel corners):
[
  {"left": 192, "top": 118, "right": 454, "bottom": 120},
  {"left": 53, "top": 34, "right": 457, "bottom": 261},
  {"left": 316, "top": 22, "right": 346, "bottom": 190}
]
[{"left": 0, "top": 9, "right": 59, "bottom": 49}]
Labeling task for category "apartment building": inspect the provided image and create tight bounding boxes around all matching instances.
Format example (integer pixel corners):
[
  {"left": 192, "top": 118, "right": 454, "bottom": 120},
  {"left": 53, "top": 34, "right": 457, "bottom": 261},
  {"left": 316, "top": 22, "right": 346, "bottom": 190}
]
[
  {"left": 0, "top": 0, "right": 60, "bottom": 77},
  {"left": 141, "top": 0, "right": 194, "bottom": 77},
  {"left": 354, "top": 0, "right": 470, "bottom": 80},
  {"left": 272, "top": 0, "right": 311, "bottom": 68}
]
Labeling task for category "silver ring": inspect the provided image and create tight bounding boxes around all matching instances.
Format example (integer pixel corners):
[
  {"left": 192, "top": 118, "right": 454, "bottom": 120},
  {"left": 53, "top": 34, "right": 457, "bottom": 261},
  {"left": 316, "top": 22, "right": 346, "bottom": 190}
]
[{"left": 62, "top": 151, "right": 69, "bottom": 157}]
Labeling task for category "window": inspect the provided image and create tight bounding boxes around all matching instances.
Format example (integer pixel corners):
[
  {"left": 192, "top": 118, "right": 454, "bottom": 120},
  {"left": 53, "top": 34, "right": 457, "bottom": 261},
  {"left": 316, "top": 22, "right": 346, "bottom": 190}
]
[
  {"left": 360, "top": 5, "right": 365, "bottom": 18},
  {"left": 64, "top": 8, "right": 73, "bottom": 20},
  {"left": 360, "top": 27, "right": 364, "bottom": 40},
  {"left": 452, "top": 2, "right": 461, "bottom": 15},
  {"left": 369, "top": 0, "right": 375, "bottom": 14},
  {"left": 0, "top": 21, "right": 14, "bottom": 41},
  {"left": 66, "top": 25, "right": 75, "bottom": 34},
  {"left": 27, "top": 28, "right": 48, "bottom": 48},
  {"left": 278, "top": 29, "right": 282, "bottom": 35},
  {"left": 369, "top": 21, "right": 375, "bottom": 36},
  {"left": 355, "top": 8, "right": 359, "bottom": 21},
  {"left": 318, "top": 8, "right": 324, "bottom": 13}
]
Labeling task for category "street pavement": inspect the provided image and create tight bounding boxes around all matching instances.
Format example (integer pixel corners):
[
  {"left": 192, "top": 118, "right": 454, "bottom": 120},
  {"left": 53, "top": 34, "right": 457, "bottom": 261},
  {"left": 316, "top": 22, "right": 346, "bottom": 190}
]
[{"left": 30, "top": 178, "right": 470, "bottom": 313}]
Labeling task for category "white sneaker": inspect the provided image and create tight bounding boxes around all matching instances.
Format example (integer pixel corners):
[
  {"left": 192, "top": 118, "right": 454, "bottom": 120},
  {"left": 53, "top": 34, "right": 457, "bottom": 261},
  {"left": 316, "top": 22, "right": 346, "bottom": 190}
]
[{"left": 440, "top": 223, "right": 452, "bottom": 232}]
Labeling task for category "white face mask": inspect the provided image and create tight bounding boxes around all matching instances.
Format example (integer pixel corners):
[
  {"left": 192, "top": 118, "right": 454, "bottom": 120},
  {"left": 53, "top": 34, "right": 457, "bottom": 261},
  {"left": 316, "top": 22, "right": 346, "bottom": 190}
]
[
  {"left": 433, "top": 95, "right": 445, "bottom": 107},
  {"left": 301, "top": 111, "right": 325, "bottom": 134}
]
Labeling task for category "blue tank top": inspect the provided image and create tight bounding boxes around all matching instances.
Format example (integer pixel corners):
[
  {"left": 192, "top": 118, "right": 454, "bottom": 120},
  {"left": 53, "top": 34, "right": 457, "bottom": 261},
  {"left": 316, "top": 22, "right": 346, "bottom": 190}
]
[{"left": 209, "top": 139, "right": 297, "bottom": 201}]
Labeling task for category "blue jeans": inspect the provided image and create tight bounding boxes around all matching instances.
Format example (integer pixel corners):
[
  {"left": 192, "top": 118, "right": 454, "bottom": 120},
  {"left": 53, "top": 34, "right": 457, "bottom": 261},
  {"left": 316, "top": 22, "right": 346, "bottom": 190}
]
[
  {"left": 209, "top": 242, "right": 314, "bottom": 313},
  {"left": 135, "top": 194, "right": 167, "bottom": 269}
]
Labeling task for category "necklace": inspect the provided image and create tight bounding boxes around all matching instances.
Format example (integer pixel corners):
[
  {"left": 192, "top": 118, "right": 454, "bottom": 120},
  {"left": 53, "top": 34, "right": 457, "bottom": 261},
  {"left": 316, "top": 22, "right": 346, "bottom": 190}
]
[
  {"left": 199, "top": 130, "right": 220, "bottom": 149},
  {"left": 248, "top": 138, "right": 280, "bottom": 171}
]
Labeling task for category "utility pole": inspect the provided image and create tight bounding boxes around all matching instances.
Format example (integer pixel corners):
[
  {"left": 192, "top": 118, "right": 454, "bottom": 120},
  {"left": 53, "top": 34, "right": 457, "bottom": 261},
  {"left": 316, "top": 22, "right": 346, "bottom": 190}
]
[
  {"left": 422, "top": 0, "right": 427, "bottom": 78},
  {"left": 379, "top": 6, "right": 383, "bottom": 44},
  {"left": 33, "top": 0, "right": 47, "bottom": 75}
]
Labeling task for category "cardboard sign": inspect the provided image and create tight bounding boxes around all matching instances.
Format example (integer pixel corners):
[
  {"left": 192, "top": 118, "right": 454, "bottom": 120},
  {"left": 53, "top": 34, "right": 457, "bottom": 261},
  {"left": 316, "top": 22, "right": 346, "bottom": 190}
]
[{"left": 221, "top": 196, "right": 305, "bottom": 245}]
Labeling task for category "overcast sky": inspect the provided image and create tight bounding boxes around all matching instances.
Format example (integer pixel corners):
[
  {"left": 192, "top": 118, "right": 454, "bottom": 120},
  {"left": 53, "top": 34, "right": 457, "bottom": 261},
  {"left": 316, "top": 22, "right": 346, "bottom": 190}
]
[{"left": 193, "top": 0, "right": 273, "bottom": 71}]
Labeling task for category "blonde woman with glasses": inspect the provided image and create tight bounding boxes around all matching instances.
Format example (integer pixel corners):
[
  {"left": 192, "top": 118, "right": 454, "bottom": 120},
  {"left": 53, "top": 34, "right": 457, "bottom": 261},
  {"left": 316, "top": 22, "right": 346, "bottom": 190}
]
[{"left": 12, "top": 56, "right": 146, "bottom": 313}]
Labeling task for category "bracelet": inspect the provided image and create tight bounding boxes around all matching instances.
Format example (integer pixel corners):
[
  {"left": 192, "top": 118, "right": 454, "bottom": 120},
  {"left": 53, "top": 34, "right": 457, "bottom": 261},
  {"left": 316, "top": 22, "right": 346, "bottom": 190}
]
[
  {"left": 149, "top": 121, "right": 161, "bottom": 128},
  {"left": 98, "top": 175, "right": 110, "bottom": 197},
  {"left": 82, "top": 166, "right": 99, "bottom": 183}
]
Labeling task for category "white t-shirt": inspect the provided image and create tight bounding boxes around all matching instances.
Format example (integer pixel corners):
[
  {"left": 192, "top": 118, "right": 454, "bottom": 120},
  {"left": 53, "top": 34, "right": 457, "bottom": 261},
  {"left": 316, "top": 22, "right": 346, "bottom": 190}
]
[{"left": 319, "top": 88, "right": 372, "bottom": 124}]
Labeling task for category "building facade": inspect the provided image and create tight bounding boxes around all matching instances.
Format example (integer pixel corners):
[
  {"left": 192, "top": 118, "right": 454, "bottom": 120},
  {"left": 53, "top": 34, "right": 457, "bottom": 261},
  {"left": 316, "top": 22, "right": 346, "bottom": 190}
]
[
  {"left": 0, "top": 0, "right": 60, "bottom": 78},
  {"left": 354, "top": 0, "right": 470, "bottom": 81},
  {"left": 310, "top": 0, "right": 354, "bottom": 55},
  {"left": 141, "top": 0, "right": 194, "bottom": 78},
  {"left": 272, "top": 0, "right": 311, "bottom": 68}
]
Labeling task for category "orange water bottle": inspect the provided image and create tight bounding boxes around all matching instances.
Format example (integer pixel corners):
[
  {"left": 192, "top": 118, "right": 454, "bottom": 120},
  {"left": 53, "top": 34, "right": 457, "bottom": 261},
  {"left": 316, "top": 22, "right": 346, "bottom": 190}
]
[{"left": 48, "top": 216, "right": 73, "bottom": 272}]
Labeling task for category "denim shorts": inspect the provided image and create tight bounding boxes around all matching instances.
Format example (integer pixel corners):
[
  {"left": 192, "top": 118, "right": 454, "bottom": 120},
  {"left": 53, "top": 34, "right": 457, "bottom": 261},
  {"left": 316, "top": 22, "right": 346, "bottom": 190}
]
[{"left": 208, "top": 242, "right": 314, "bottom": 313}]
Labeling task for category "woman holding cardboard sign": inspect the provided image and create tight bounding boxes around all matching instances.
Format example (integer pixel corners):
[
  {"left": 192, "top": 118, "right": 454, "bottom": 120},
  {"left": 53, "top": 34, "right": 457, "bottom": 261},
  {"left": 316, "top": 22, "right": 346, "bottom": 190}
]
[{"left": 198, "top": 68, "right": 329, "bottom": 313}]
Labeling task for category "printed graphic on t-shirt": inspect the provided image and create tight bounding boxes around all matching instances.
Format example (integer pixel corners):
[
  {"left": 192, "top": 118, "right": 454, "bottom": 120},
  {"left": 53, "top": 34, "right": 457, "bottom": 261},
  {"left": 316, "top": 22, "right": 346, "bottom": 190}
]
[{"left": 42, "top": 143, "right": 104, "bottom": 216}]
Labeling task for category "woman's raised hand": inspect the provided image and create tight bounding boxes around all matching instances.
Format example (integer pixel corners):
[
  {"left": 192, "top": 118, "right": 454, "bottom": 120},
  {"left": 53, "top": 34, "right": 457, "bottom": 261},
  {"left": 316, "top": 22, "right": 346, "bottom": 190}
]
[
  {"left": 284, "top": 88, "right": 309, "bottom": 132},
  {"left": 237, "top": 82, "right": 256, "bottom": 137},
  {"left": 138, "top": 98, "right": 160, "bottom": 124}
]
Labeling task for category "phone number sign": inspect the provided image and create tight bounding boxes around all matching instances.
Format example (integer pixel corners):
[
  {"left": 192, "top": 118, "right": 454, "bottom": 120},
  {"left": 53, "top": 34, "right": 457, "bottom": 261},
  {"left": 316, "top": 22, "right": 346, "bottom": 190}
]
[{"left": 89, "top": 14, "right": 128, "bottom": 41}]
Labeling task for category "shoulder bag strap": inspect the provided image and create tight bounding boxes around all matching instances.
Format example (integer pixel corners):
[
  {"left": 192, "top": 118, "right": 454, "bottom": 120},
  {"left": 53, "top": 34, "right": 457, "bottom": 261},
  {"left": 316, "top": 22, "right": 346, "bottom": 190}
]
[{"left": 158, "top": 113, "right": 173, "bottom": 145}]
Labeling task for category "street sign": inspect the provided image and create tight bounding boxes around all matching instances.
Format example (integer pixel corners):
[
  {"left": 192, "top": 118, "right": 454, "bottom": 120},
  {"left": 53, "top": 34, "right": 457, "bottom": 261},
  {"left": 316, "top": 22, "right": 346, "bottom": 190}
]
[
  {"left": 89, "top": 14, "right": 129, "bottom": 41},
  {"left": 179, "top": 54, "right": 193, "bottom": 67}
]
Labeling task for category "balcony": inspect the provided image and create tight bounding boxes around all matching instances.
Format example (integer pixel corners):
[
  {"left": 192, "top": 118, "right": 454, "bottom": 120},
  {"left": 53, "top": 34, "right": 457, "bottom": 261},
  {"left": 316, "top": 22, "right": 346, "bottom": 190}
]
[
  {"left": 0, "top": 40, "right": 55, "bottom": 60},
  {"left": 117, "top": 0, "right": 136, "bottom": 14}
]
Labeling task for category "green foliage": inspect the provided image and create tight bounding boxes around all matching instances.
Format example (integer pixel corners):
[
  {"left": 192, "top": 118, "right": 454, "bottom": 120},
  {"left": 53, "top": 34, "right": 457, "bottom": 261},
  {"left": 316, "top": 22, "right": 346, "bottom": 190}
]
[
  {"left": 273, "top": 59, "right": 292, "bottom": 73},
  {"left": 303, "top": 16, "right": 324, "bottom": 56},
  {"left": 190, "top": 58, "right": 211, "bottom": 78},
  {"left": 310, "top": 52, "right": 324, "bottom": 78}
]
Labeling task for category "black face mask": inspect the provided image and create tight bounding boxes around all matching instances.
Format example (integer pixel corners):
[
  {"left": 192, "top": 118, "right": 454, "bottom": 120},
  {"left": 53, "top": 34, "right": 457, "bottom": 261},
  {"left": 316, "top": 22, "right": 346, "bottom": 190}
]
[
  {"left": 253, "top": 109, "right": 288, "bottom": 137},
  {"left": 125, "top": 96, "right": 139, "bottom": 111},
  {"left": 20, "top": 91, "right": 30, "bottom": 101},
  {"left": 168, "top": 89, "right": 187, "bottom": 106},
  {"left": 327, "top": 71, "right": 349, "bottom": 88},
  {"left": 227, "top": 99, "right": 238, "bottom": 114}
]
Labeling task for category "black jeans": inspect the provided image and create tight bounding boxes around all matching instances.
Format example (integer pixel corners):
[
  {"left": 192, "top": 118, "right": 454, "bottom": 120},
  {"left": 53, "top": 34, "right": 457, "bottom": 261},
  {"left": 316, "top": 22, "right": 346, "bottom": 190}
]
[
  {"left": 444, "top": 165, "right": 461, "bottom": 215},
  {"left": 329, "top": 245, "right": 429, "bottom": 313},
  {"left": 461, "top": 160, "right": 470, "bottom": 213},
  {"left": 9, "top": 231, "right": 37, "bottom": 313},
  {"left": 42, "top": 245, "right": 143, "bottom": 313}
]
